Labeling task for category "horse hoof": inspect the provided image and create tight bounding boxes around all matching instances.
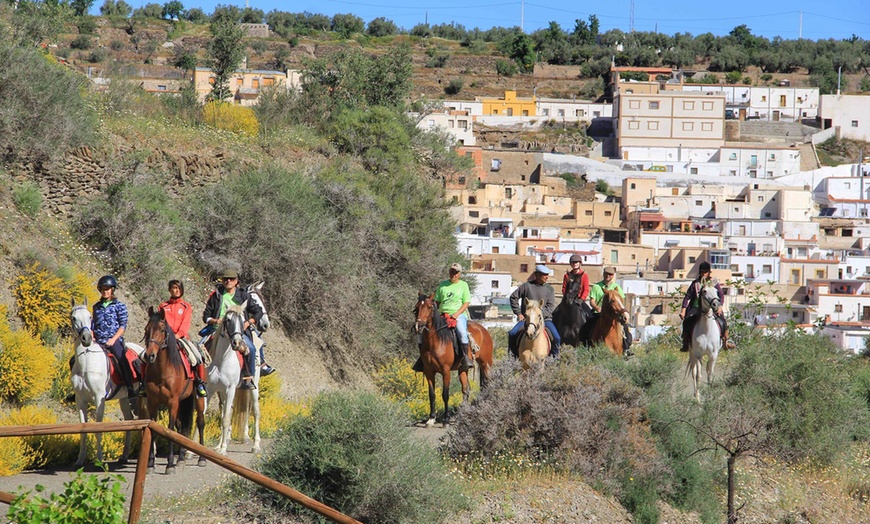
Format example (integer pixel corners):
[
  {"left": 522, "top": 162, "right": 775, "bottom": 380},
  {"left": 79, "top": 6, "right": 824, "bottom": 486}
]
[
  {"left": 147, "top": 467, "right": 155, "bottom": 474},
  {"left": 442, "top": 420, "right": 449, "bottom": 429},
  {"left": 165, "top": 466, "right": 176, "bottom": 475},
  {"left": 424, "top": 418, "right": 435, "bottom": 427},
  {"left": 198, "top": 458, "right": 207, "bottom": 467}
]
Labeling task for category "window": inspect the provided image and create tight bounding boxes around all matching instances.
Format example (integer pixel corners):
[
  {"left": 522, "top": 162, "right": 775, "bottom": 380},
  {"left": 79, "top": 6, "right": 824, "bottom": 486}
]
[
  {"left": 531, "top": 229, "right": 539, "bottom": 236},
  {"left": 767, "top": 171, "right": 773, "bottom": 177},
  {"left": 469, "top": 211, "right": 479, "bottom": 218},
  {"left": 769, "top": 153, "right": 776, "bottom": 160},
  {"left": 649, "top": 101, "right": 660, "bottom": 109},
  {"left": 576, "top": 109, "right": 585, "bottom": 117},
  {"left": 628, "top": 121, "right": 640, "bottom": 130},
  {"left": 759, "top": 264, "right": 772, "bottom": 274},
  {"left": 263, "top": 78, "right": 274, "bottom": 86},
  {"left": 522, "top": 110, "right": 528, "bottom": 116},
  {"left": 729, "top": 153, "right": 737, "bottom": 160},
  {"left": 845, "top": 182, "right": 851, "bottom": 189},
  {"left": 689, "top": 256, "right": 696, "bottom": 263},
  {"left": 691, "top": 167, "right": 698, "bottom": 174},
  {"left": 758, "top": 196, "right": 764, "bottom": 202},
  {"left": 630, "top": 183, "right": 636, "bottom": 189},
  {"left": 448, "top": 120, "right": 455, "bottom": 128},
  {"left": 631, "top": 254, "right": 636, "bottom": 260},
  {"left": 749, "top": 170, "right": 757, "bottom": 178},
  {"left": 492, "top": 109, "right": 498, "bottom": 115},
  {"left": 797, "top": 96, "right": 803, "bottom": 103},
  {"left": 852, "top": 120, "right": 859, "bottom": 127},
  {"left": 492, "top": 159, "right": 501, "bottom": 171},
  {"left": 694, "top": 200, "right": 702, "bottom": 206},
  {"left": 647, "top": 121, "right": 659, "bottom": 130},
  {"left": 542, "top": 109, "right": 549, "bottom": 116},
  {"left": 491, "top": 280, "right": 499, "bottom": 289},
  {"left": 252, "top": 79, "right": 260, "bottom": 89},
  {"left": 683, "top": 101, "right": 695, "bottom": 110},
  {"left": 157, "top": 85, "right": 166, "bottom": 91},
  {"left": 610, "top": 250, "right": 618, "bottom": 263},
  {"left": 761, "top": 95, "right": 767, "bottom": 102},
  {"left": 779, "top": 95, "right": 786, "bottom": 107},
  {"left": 764, "top": 212, "right": 771, "bottom": 218},
  {"left": 702, "top": 101, "right": 713, "bottom": 110},
  {"left": 504, "top": 187, "right": 512, "bottom": 198},
  {"left": 816, "top": 270, "right": 825, "bottom": 279},
  {"left": 682, "top": 122, "right": 694, "bottom": 131},
  {"left": 585, "top": 210, "right": 593, "bottom": 216},
  {"left": 835, "top": 304, "right": 843, "bottom": 313},
  {"left": 458, "top": 120, "right": 468, "bottom": 129},
  {"left": 702, "top": 122, "right": 713, "bottom": 131},
  {"left": 747, "top": 264, "right": 754, "bottom": 276},
  {"left": 427, "top": 119, "right": 435, "bottom": 128},
  {"left": 629, "top": 100, "right": 641, "bottom": 109},
  {"left": 520, "top": 264, "right": 528, "bottom": 272},
  {"left": 791, "top": 269, "right": 800, "bottom": 284},
  {"left": 236, "top": 78, "right": 243, "bottom": 86},
  {"left": 468, "top": 196, "right": 476, "bottom": 204},
  {"left": 557, "top": 109, "right": 565, "bottom": 116},
  {"left": 604, "top": 210, "right": 612, "bottom": 217},
  {"left": 730, "top": 170, "right": 737, "bottom": 176}
]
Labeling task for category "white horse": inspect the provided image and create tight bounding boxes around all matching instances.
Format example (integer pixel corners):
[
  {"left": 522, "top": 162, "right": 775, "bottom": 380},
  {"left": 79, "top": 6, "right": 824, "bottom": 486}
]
[
  {"left": 206, "top": 303, "right": 261, "bottom": 454},
  {"left": 686, "top": 283, "right": 722, "bottom": 402},
  {"left": 69, "top": 299, "right": 144, "bottom": 466}
]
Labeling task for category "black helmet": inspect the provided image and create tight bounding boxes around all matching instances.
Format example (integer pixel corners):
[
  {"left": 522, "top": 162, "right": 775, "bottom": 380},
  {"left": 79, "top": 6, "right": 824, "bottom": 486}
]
[
  {"left": 97, "top": 275, "right": 118, "bottom": 289},
  {"left": 569, "top": 254, "right": 583, "bottom": 264},
  {"left": 699, "top": 262, "right": 712, "bottom": 273}
]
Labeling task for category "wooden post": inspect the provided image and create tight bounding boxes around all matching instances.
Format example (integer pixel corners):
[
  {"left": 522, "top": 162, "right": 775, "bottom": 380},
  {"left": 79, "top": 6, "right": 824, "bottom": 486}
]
[{"left": 128, "top": 425, "right": 152, "bottom": 524}]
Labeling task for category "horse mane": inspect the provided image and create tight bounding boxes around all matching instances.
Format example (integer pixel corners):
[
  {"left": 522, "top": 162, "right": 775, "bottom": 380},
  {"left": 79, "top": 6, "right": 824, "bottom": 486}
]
[{"left": 147, "top": 311, "right": 183, "bottom": 368}]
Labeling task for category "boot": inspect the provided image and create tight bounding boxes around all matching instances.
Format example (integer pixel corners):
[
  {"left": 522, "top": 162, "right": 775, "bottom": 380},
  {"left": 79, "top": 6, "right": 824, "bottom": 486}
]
[
  {"left": 723, "top": 329, "right": 735, "bottom": 350},
  {"left": 680, "top": 320, "right": 691, "bottom": 352},
  {"left": 508, "top": 333, "right": 519, "bottom": 358},
  {"left": 458, "top": 343, "right": 473, "bottom": 371},
  {"left": 118, "top": 360, "right": 136, "bottom": 399},
  {"left": 240, "top": 361, "right": 256, "bottom": 390},
  {"left": 193, "top": 364, "right": 207, "bottom": 397},
  {"left": 412, "top": 344, "right": 424, "bottom": 372}
]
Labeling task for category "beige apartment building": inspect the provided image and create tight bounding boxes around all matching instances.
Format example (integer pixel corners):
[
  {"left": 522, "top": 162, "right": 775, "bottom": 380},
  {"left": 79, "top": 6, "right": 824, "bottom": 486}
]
[
  {"left": 615, "top": 91, "right": 726, "bottom": 157},
  {"left": 193, "top": 67, "right": 301, "bottom": 105}
]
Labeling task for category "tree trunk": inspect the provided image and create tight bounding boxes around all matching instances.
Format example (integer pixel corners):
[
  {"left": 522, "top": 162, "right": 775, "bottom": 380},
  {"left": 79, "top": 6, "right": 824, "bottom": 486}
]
[{"left": 727, "top": 454, "right": 737, "bottom": 524}]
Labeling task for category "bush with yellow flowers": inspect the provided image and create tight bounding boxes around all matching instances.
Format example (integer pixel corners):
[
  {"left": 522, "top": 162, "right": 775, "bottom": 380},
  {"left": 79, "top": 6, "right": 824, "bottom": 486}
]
[
  {"left": 13, "top": 262, "right": 98, "bottom": 337},
  {"left": 0, "top": 405, "right": 78, "bottom": 475},
  {"left": 373, "top": 356, "right": 478, "bottom": 420},
  {"left": 202, "top": 101, "right": 259, "bottom": 137},
  {"left": 0, "top": 305, "right": 57, "bottom": 402}
]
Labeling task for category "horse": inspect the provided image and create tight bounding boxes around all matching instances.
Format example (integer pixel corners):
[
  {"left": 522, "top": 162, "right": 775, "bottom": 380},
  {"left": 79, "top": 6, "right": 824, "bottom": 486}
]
[
  {"left": 142, "top": 307, "right": 206, "bottom": 473},
  {"left": 69, "top": 298, "right": 143, "bottom": 467},
  {"left": 686, "top": 283, "right": 722, "bottom": 402},
  {"left": 552, "top": 277, "right": 592, "bottom": 348},
  {"left": 517, "top": 299, "right": 551, "bottom": 369},
  {"left": 206, "top": 303, "right": 262, "bottom": 454},
  {"left": 414, "top": 295, "right": 493, "bottom": 427},
  {"left": 589, "top": 289, "right": 628, "bottom": 356}
]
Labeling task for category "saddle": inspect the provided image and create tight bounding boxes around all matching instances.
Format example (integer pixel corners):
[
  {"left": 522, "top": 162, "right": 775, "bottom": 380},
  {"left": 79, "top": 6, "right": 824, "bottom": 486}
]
[{"left": 108, "top": 346, "right": 143, "bottom": 385}]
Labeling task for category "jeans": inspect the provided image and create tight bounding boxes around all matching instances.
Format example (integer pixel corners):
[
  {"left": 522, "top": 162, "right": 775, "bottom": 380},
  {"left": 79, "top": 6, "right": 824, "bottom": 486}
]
[
  {"left": 454, "top": 315, "right": 469, "bottom": 344},
  {"left": 243, "top": 331, "right": 257, "bottom": 377}
]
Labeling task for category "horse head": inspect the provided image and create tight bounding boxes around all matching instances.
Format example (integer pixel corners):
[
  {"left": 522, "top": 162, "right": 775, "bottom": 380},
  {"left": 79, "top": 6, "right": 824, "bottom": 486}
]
[
  {"left": 70, "top": 298, "right": 93, "bottom": 347},
  {"left": 603, "top": 289, "right": 628, "bottom": 324},
  {"left": 524, "top": 299, "right": 543, "bottom": 340},
  {"left": 246, "top": 281, "right": 270, "bottom": 332},
  {"left": 414, "top": 294, "right": 435, "bottom": 334},
  {"left": 699, "top": 284, "right": 720, "bottom": 316},
  {"left": 144, "top": 306, "right": 168, "bottom": 364},
  {"left": 222, "top": 304, "right": 246, "bottom": 352}
]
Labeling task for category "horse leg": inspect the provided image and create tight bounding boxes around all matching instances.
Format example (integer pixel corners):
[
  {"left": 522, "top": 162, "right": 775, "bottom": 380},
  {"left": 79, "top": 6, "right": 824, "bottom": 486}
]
[
  {"left": 706, "top": 352, "right": 717, "bottom": 387},
  {"left": 165, "top": 402, "right": 179, "bottom": 474},
  {"left": 75, "top": 398, "right": 89, "bottom": 467},
  {"left": 119, "top": 398, "right": 135, "bottom": 463},
  {"left": 195, "top": 397, "right": 207, "bottom": 466},
  {"left": 458, "top": 370, "right": 470, "bottom": 405},
  {"left": 218, "top": 389, "right": 234, "bottom": 454},
  {"left": 441, "top": 372, "right": 451, "bottom": 428},
  {"left": 425, "top": 372, "right": 437, "bottom": 427},
  {"left": 251, "top": 390, "right": 261, "bottom": 453},
  {"left": 690, "top": 355, "right": 701, "bottom": 402},
  {"left": 93, "top": 399, "right": 106, "bottom": 465}
]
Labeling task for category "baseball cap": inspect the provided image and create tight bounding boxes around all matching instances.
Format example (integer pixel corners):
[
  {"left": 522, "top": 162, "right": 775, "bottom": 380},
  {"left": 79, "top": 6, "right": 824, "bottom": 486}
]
[
  {"left": 603, "top": 266, "right": 616, "bottom": 275},
  {"left": 449, "top": 263, "right": 463, "bottom": 272}
]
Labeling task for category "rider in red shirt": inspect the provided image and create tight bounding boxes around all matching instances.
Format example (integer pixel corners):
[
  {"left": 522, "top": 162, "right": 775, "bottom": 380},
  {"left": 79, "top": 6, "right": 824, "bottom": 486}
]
[{"left": 562, "top": 254, "right": 590, "bottom": 301}]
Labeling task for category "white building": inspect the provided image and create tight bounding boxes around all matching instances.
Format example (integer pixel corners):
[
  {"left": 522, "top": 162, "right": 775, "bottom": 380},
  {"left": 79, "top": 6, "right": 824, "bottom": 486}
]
[
  {"left": 814, "top": 173, "right": 870, "bottom": 219},
  {"left": 718, "top": 143, "right": 802, "bottom": 178},
  {"left": 536, "top": 98, "right": 612, "bottom": 122},
  {"left": 466, "top": 271, "right": 513, "bottom": 307},
  {"left": 682, "top": 84, "right": 820, "bottom": 121},
  {"left": 819, "top": 94, "right": 870, "bottom": 142},
  {"left": 416, "top": 110, "right": 476, "bottom": 146}
]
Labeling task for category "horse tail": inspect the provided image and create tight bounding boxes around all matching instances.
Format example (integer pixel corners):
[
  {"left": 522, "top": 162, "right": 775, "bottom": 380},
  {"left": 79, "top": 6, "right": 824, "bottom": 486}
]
[
  {"left": 178, "top": 394, "right": 195, "bottom": 437},
  {"left": 231, "top": 388, "right": 250, "bottom": 441}
]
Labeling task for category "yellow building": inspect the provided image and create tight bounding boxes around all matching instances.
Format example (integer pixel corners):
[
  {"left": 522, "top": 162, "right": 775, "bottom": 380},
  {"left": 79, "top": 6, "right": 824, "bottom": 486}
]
[
  {"left": 193, "top": 67, "right": 301, "bottom": 106},
  {"left": 480, "top": 90, "right": 536, "bottom": 117}
]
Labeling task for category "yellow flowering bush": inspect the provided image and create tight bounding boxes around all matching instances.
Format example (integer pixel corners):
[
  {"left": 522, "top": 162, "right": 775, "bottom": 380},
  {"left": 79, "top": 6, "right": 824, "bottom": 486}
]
[
  {"left": 0, "top": 305, "right": 57, "bottom": 402},
  {"left": 14, "top": 262, "right": 68, "bottom": 334},
  {"left": 202, "top": 101, "right": 259, "bottom": 137},
  {"left": 0, "top": 405, "right": 77, "bottom": 474}
]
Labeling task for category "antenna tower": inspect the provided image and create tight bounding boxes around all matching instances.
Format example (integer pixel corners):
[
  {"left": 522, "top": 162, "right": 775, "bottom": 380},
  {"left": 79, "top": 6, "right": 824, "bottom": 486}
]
[{"left": 630, "top": 0, "right": 635, "bottom": 32}]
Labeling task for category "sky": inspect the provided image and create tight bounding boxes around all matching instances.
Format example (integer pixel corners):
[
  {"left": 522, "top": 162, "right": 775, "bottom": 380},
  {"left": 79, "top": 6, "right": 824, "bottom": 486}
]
[{"left": 170, "top": 0, "right": 870, "bottom": 40}]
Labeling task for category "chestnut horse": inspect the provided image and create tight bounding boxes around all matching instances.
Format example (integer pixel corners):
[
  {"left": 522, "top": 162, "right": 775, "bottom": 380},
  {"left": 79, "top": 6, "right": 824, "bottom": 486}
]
[
  {"left": 142, "top": 307, "right": 206, "bottom": 474},
  {"left": 517, "top": 299, "right": 550, "bottom": 369},
  {"left": 590, "top": 289, "right": 628, "bottom": 356},
  {"left": 414, "top": 295, "right": 493, "bottom": 427}
]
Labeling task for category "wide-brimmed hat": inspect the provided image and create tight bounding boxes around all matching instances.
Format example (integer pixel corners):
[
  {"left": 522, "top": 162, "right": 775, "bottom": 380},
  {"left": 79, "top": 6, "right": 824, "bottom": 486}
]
[
  {"left": 534, "top": 264, "right": 552, "bottom": 275},
  {"left": 216, "top": 269, "right": 238, "bottom": 280}
]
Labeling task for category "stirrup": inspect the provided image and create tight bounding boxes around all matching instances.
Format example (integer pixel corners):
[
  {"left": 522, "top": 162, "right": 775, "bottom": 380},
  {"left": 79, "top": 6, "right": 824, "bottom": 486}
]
[{"left": 137, "top": 386, "right": 147, "bottom": 398}]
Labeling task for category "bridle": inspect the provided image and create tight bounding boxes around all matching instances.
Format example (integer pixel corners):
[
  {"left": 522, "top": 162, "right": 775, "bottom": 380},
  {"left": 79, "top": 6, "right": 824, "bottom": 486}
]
[
  {"left": 604, "top": 292, "right": 628, "bottom": 325},
  {"left": 144, "top": 317, "right": 169, "bottom": 363},
  {"left": 414, "top": 298, "right": 434, "bottom": 334},
  {"left": 524, "top": 309, "right": 541, "bottom": 340},
  {"left": 70, "top": 306, "right": 95, "bottom": 349},
  {"left": 700, "top": 287, "right": 720, "bottom": 318}
]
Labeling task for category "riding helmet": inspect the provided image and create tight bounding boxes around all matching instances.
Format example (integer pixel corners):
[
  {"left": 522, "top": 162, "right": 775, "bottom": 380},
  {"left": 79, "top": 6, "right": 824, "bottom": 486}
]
[
  {"left": 699, "top": 261, "right": 712, "bottom": 273},
  {"left": 569, "top": 254, "right": 583, "bottom": 264},
  {"left": 98, "top": 275, "right": 118, "bottom": 289}
]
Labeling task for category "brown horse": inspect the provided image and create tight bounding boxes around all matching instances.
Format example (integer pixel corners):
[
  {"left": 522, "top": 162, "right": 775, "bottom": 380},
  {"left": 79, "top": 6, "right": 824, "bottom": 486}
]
[
  {"left": 142, "top": 307, "right": 206, "bottom": 474},
  {"left": 414, "top": 295, "right": 493, "bottom": 427},
  {"left": 590, "top": 289, "right": 628, "bottom": 356}
]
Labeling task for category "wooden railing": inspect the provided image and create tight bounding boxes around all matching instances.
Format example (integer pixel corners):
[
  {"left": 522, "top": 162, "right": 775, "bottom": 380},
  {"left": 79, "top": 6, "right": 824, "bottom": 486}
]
[{"left": 0, "top": 420, "right": 360, "bottom": 524}]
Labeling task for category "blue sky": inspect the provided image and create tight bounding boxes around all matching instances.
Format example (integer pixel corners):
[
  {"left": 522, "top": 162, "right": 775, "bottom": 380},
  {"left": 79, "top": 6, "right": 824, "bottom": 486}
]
[{"left": 167, "top": 0, "right": 869, "bottom": 40}]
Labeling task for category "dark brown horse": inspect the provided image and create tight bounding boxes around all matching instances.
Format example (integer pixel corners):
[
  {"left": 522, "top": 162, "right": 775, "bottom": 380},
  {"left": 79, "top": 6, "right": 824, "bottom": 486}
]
[
  {"left": 590, "top": 289, "right": 628, "bottom": 356},
  {"left": 142, "top": 307, "right": 206, "bottom": 474},
  {"left": 553, "top": 276, "right": 593, "bottom": 347},
  {"left": 414, "top": 295, "right": 493, "bottom": 427}
]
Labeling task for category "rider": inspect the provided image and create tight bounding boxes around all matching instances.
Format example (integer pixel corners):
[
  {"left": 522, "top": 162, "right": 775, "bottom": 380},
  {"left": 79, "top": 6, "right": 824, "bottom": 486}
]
[
  {"left": 589, "top": 266, "right": 633, "bottom": 353},
  {"left": 562, "top": 254, "right": 590, "bottom": 303},
  {"left": 145, "top": 280, "right": 207, "bottom": 398},
  {"left": 434, "top": 263, "right": 474, "bottom": 371},
  {"left": 202, "top": 269, "right": 264, "bottom": 390},
  {"left": 508, "top": 264, "right": 561, "bottom": 358},
  {"left": 679, "top": 261, "right": 734, "bottom": 352},
  {"left": 93, "top": 275, "right": 136, "bottom": 399}
]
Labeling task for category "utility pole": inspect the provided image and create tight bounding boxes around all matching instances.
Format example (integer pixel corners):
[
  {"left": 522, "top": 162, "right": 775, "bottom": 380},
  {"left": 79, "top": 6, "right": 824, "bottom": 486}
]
[
  {"left": 520, "top": 0, "right": 524, "bottom": 32},
  {"left": 799, "top": 11, "right": 802, "bottom": 39}
]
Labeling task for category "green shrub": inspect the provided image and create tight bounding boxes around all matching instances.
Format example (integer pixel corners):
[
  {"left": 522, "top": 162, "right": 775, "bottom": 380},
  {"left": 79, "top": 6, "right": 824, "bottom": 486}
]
[
  {"left": 109, "top": 39, "right": 125, "bottom": 51},
  {"left": 7, "top": 465, "right": 126, "bottom": 523},
  {"left": 254, "top": 391, "right": 467, "bottom": 523},
  {"left": 87, "top": 48, "right": 107, "bottom": 63},
  {"left": 495, "top": 58, "right": 517, "bottom": 77},
  {"left": 70, "top": 34, "right": 93, "bottom": 50},
  {"left": 12, "top": 181, "right": 42, "bottom": 217},
  {"left": 76, "top": 16, "right": 98, "bottom": 34},
  {"left": 444, "top": 77, "right": 464, "bottom": 95}
]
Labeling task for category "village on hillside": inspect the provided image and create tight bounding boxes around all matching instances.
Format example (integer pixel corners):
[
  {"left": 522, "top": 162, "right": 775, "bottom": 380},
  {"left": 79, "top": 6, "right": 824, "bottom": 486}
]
[{"left": 113, "top": 51, "right": 870, "bottom": 352}]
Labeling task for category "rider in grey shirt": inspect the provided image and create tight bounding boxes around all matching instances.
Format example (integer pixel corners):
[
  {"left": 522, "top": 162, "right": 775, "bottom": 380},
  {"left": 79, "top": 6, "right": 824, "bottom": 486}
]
[{"left": 508, "top": 265, "right": 561, "bottom": 358}]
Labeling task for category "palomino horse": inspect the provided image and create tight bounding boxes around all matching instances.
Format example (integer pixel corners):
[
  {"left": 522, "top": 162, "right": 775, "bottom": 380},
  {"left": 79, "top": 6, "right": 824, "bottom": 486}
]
[
  {"left": 69, "top": 299, "right": 143, "bottom": 466},
  {"left": 517, "top": 299, "right": 551, "bottom": 369},
  {"left": 553, "top": 277, "right": 592, "bottom": 347},
  {"left": 142, "top": 307, "right": 206, "bottom": 473},
  {"left": 590, "top": 289, "right": 628, "bottom": 356},
  {"left": 414, "top": 295, "right": 493, "bottom": 427},
  {"left": 686, "top": 283, "right": 722, "bottom": 402},
  {"left": 206, "top": 304, "right": 262, "bottom": 454}
]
